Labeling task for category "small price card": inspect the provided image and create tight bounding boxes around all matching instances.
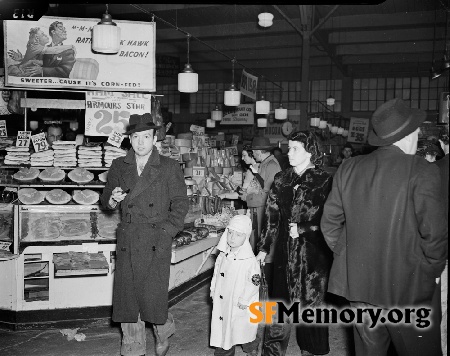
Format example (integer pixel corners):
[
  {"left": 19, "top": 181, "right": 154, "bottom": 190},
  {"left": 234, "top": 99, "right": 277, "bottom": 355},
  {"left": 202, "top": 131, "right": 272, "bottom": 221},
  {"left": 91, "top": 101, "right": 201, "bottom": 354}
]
[
  {"left": 227, "top": 146, "right": 238, "bottom": 156},
  {"left": 0, "top": 120, "right": 7, "bottom": 137},
  {"left": 16, "top": 131, "right": 31, "bottom": 148},
  {"left": 31, "top": 132, "right": 49, "bottom": 152},
  {"left": 209, "top": 139, "right": 216, "bottom": 148},
  {"left": 231, "top": 135, "right": 239, "bottom": 145},
  {"left": 193, "top": 166, "right": 206, "bottom": 178},
  {"left": 0, "top": 241, "right": 12, "bottom": 251},
  {"left": 107, "top": 130, "right": 124, "bottom": 148},
  {"left": 219, "top": 141, "right": 226, "bottom": 148}
]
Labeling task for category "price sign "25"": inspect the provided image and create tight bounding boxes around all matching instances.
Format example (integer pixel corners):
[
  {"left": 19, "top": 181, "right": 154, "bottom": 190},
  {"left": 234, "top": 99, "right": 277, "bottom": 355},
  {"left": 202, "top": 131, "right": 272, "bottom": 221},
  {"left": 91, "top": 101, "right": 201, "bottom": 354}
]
[{"left": 94, "top": 110, "right": 130, "bottom": 135}]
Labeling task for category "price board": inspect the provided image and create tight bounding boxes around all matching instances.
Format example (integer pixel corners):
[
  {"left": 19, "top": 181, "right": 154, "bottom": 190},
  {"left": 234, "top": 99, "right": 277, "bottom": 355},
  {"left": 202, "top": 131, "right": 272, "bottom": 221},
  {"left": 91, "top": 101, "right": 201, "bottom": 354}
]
[
  {"left": 192, "top": 166, "right": 207, "bottom": 178},
  {"left": 227, "top": 146, "right": 238, "bottom": 156},
  {"left": 16, "top": 131, "right": 31, "bottom": 148},
  {"left": 107, "top": 130, "right": 124, "bottom": 148},
  {"left": 347, "top": 118, "right": 370, "bottom": 144},
  {"left": 0, "top": 120, "right": 7, "bottom": 137},
  {"left": 31, "top": 132, "right": 49, "bottom": 152}
]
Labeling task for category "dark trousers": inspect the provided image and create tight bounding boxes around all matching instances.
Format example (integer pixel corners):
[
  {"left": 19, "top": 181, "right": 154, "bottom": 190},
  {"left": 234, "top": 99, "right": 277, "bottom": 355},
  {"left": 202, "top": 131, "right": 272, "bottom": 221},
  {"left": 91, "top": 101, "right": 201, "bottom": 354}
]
[
  {"left": 214, "top": 335, "right": 260, "bottom": 356},
  {"left": 262, "top": 321, "right": 329, "bottom": 356},
  {"left": 350, "top": 284, "right": 442, "bottom": 356}
]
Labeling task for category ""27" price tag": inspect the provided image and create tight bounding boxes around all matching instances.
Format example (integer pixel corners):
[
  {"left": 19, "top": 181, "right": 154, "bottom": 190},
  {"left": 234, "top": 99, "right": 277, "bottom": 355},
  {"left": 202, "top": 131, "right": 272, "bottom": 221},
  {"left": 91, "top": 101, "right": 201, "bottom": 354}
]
[{"left": 16, "top": 131, "right": 31, "bottom": 148}]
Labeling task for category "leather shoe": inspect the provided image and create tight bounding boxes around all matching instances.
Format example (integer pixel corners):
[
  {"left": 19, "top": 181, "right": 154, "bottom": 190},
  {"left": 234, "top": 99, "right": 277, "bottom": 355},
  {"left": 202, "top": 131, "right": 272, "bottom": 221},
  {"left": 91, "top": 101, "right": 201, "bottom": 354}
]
[{"left": 155, "top": 339, "right": 169, "bottom": 356}]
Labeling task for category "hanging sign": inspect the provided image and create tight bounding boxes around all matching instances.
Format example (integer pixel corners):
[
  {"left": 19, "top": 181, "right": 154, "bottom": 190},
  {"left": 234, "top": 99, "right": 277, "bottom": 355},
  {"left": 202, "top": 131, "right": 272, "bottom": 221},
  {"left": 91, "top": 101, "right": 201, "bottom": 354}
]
[
  {"left": 0, "top": 120, "right": 7, "bottom": 137},
  {"left": 221, "top": 104, "right": 254, "bottom": 125},
  {"left": 347, "top": 117, "right": 370, "bottom": 143},
  {"left": 84, "top": 91, "right": 151, "bottom": 136},
  {"left": 240, "top": 70, "right": 258, "bottom": 100},
  {"left": 16, "top": 131, "right": 31, "bottom": 147},
  {"left": 4, "top": 16, "right": 156, "bottom": 92},
  {"left": 190, "top": 125, "right": 205, "bottom": 148},
  {"left": 31, "top": 132, "right": 49, "bottom": 152},
  {"left": 107, "top": 130, "right": 125, "bottom": 148}
]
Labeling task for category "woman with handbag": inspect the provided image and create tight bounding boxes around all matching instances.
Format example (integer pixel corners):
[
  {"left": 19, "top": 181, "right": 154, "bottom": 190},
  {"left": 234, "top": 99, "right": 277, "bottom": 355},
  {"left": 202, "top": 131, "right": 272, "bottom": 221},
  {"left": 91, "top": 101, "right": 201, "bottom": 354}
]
[{"left": 256, "top": 131, "right": 333, "bottom": 356}]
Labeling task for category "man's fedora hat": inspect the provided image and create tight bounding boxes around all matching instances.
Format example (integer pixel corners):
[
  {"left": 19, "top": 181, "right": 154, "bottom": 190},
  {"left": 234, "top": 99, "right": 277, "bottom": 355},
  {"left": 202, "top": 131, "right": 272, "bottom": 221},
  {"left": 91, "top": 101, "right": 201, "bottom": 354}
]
[
  {"left": 124, "top": 113, "right": 161, "bottom": 135},
  {"left": 368, "top": 98, "right": 426, "bottom": 146},
  {"left": 249, "top": 136, "right": 273, "bottom": 150}
]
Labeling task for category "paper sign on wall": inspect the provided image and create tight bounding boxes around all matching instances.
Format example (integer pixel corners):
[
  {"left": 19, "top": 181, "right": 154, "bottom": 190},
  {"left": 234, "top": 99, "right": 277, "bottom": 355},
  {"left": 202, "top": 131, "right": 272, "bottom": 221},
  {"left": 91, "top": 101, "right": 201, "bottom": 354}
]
[
  {"left": 347, "top": 117, "right": 370, "bottom": 143},
  {"left": 221, "top": 104, "right": 254, "bottom": 125},
  {"left": 85, "top": 91, "right": 151, "bottom": 136},
  {"left": 0, "top": 120, "right": 7, "bottom": 137},
  {"left": 16, "top": 131, "right": 31, "bottom": 147},
  {"left": 240, "top": 70, "right": 258, "bottom": 100},
  {"left": 31, "top": 132, "right": 49, "bottom": 152},
  {"left": 190, "top": 125, "right": 205, "bottom": 148}
]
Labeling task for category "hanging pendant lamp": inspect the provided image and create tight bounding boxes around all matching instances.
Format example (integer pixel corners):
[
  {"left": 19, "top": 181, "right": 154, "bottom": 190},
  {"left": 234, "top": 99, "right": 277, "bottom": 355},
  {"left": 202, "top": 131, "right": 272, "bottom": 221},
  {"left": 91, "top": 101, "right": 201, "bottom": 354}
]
[
  {"left": 257, "top": 118, "right": 268, "bottom": 127},
  {"left": 211, "top": 90, "right": 223, "bottom": 121},
  {"left": 92, "top": 4, "right": 121, "bottom": 54},
  {"left": 206, "top": 119, "right": 216, "bottom": 128},
  {"left": 224, "top": 58, "right": 241, "bottom": 106},
  {"left": 178, "top": 34, "right": 198, "bottom": 93},
  {"left": 275, "top": 103, "right": 288, "bottom": 120},
  {"left": 258, "top": 13, "right": 274, "bottom": 28},
  {"left": 256, "top": 95, "right": 270, "bottom": 114}
]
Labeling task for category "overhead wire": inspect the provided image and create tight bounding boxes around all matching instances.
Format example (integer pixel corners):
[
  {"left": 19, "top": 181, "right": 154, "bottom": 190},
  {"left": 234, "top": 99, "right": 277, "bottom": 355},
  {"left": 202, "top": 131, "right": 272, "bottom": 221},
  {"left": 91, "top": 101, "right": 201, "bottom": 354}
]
[{"left": 129, "top": 3, "right": 284, "bottom": 91}]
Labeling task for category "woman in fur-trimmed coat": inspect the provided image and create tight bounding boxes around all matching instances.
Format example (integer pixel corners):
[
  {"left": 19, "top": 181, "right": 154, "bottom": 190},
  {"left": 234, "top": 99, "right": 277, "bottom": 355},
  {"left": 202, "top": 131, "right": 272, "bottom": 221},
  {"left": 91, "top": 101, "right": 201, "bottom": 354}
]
[{"left": 257, "top": 131, "right": 333, "bottom": 356}]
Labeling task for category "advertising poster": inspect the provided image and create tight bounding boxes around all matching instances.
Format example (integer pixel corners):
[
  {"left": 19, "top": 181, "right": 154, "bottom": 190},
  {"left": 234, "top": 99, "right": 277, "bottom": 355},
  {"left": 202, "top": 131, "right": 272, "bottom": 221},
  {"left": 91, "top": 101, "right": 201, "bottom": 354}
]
[
  {"left": 85, "top": 91, "right": 151, "bottom": 136},
  {"left": 239, "top": 69, "right": 258, "bottom": 100},
  {"left": 220, "top": 104, "right": 254, "bottom": 125},
  {"left": 4, "top": 16, "right": 156, "bottom": 92},
  {"left": 347, "top": 117, "right": 370, "bottom": 143}
]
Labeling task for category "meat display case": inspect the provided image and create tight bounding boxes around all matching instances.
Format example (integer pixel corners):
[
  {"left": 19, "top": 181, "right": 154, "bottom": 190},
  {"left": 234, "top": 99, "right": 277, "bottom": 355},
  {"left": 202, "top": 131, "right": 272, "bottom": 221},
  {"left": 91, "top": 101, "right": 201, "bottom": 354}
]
[{"left": 0, "top": 164, "right": 218, "bottom": 329}]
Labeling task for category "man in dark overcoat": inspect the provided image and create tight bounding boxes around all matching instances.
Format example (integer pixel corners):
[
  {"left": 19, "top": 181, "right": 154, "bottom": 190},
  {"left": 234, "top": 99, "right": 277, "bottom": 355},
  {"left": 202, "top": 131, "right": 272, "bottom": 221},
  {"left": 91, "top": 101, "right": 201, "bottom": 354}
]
[
  {"left": 101, "top": 113, "right": 189, "bottom": 356},
  {"left": 321, "top": 98, "right": 448, "bottom": 356}
]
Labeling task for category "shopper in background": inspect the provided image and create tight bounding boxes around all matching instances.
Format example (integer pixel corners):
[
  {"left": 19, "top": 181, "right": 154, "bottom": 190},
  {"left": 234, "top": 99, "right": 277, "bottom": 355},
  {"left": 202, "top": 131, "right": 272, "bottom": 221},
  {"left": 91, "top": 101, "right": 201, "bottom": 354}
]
[
  {"left": 100, "top": 113, "right": 189, "bottom": 356},
  {"left": 271, "top": 147, "right": 290, "bottom": 170},
  {"left": 337, "top": 142, "right": 353, "bottom": 164},
  {"left": 321, "top": 98, "right": 447, "bottom": 356},
  {"left": 435, "top": 125, "right": 449, "bottom": 356},
  {"left": 257, "top": 131, "right": 333, "bottom": 356},
  {"left": 45, "top": 124, "right": 64, "bottom": 147},
  {"left": 416, "top": 140, "right": 441, "bottom": 163},
  {"left": 240, "top": 137, "right": 281, "bottom": 295}
]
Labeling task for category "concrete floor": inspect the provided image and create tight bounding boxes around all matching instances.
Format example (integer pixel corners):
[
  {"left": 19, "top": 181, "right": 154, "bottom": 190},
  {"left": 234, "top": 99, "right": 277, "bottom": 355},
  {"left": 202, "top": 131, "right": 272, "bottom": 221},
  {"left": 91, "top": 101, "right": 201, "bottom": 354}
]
[{"left": 0, "top": 284, "right": 357, "bottom": 356}]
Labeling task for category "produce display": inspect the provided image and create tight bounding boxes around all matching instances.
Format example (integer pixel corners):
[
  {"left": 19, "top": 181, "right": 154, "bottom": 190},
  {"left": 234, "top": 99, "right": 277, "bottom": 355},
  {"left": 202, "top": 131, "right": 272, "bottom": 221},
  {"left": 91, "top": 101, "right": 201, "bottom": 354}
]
[
  {"left": 72, "top": 189, "right": 100, "bottom": 205},
  {"left": 18, "top": 188, "right": 46, "bottom": 205},
  {"left": 68, "top": 168, "right": 94, "bottom": 184},
  {"left": 38, "top": 167, "right": 66, "bottom": 182},
  {"left": 13, "top": 167, "right": 40, "bottom": 182},
  {"left": 45, "top": 189, "right": 72, "bottom": 205},
  {"left": 172, "top": 226, "right": 210, "bottom": 247}
]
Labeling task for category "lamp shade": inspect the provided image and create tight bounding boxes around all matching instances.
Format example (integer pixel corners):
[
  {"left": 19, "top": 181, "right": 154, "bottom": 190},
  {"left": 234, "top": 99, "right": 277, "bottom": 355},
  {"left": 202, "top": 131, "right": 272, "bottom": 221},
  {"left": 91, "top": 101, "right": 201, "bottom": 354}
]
[
  {"left": 275, "top": 104, "right": 288, "bottom": 120},
  {"left": 224, "top": 83, "right": 241, "bottom": 106},
  {"left": 257, "top": 118, "right": 268, "bottom": 127},
  {"left": 326, "top": 95, "right": 336, "bottom": 106},
  {"left": 337, "top": 127, "right": 344, "bottom": 135},
  {"left": 211, "top": 106, "right": 223, "bottom": 121},
  {"left": 331, "top": 126, "right": 338, "bottom": 134},
  {"left": 178, "top": 64, "right": 198, "bottom": 93},
  {"left": 319, "top": 120, "right": 328, "bottom": 129},
  {"left": 29, "top": 120, "right": 39, "bottom": 131},
  {"left": 310, "top": 117, "right": 320, "bottom": 127},
  {"left": 92, "top": 13, "right": 121, "bottom": 54},
  {"left": 206, "top": 119, "right": 216, "bottom": 128},
  {"left": 342, "top": 129, "right": 349, "bottom": 137},
  {"left": 255, "top": 97, "right": 270, "bottom": 114},
  {"left": 258, "top": 13, "right": 274, "bottom": 28}
]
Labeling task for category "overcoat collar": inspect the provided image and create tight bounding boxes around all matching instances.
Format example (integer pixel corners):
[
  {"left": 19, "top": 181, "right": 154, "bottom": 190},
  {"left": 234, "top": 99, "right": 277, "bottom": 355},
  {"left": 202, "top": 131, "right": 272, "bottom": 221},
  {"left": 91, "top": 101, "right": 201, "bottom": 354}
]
[{"left": 123, "top": 148, "right": 161, "bottom": 201}]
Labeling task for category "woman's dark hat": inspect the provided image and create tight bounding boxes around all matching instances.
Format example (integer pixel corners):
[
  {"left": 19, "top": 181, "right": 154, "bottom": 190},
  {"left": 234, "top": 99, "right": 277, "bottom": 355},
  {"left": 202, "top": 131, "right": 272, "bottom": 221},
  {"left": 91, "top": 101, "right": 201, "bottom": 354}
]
[
  {"left": 249, "top": 136, "right": 273, "bottom": 150},
  {"left": 368, "top": 98, "right": 426, "bottom": 146},
  {"left": 124, "top": 113, "right": 161, "bottom": 135}
]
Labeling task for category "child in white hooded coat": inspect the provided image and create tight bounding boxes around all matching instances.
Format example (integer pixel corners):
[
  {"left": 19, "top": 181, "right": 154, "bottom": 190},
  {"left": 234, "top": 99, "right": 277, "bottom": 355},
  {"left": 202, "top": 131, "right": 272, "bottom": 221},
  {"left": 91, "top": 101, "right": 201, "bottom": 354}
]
[{"left": 210, "top": 214, "right": 261, "bottom": 356}]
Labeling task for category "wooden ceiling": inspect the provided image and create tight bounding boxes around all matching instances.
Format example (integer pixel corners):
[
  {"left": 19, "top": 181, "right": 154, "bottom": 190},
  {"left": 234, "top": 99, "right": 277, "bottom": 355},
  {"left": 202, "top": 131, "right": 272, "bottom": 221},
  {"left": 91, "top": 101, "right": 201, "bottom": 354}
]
[{"left": 32, "top": 2, "right": 450, "bottom": 82}]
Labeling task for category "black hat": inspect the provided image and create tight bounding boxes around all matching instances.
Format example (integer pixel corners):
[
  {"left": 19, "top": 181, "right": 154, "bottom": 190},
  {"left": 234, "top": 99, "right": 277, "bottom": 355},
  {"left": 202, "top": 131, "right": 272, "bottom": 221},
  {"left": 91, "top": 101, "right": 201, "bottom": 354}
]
[
  {"left": 249, "top": 136, "right": 273, "bottom": 150},
  {"left": 368, "top": 98, "right": 426, "bottom": 146},
  {"left": 124, "top": 113, "right": 161, "bottom": 135}
]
